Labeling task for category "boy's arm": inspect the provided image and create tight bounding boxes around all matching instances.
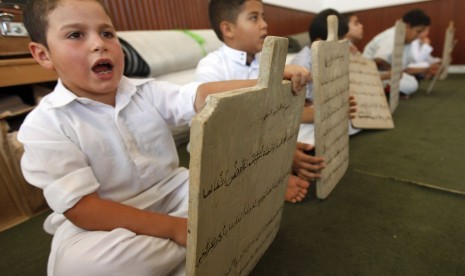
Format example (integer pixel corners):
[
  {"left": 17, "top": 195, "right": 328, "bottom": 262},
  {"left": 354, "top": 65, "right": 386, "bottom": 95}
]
[
  {"left": 404, "top": 62, "right": 440, "bottom": 76},
  {"left": 194, "top": 80, "right": 257, "bottom": 112},
  {"left": 65, "top": 192, "right": 187, "bottom": 246},
  {"left": 194, "top": 66, "right": 311, "bottom": 112},
  {"left": 301, "top": 104, "right": 314, "bottom": 123},
  {"left": 374, "top": 58, "right": 392, "bottom": 71}
]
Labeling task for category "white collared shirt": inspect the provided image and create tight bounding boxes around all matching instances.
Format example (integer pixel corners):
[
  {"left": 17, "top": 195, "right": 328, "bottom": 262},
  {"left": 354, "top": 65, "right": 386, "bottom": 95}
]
[
  {"left": 362, "top": 26, "right": 414, "bottom": 68},
  {"left": 195, "top": 44, "right": 260, "bottom": 82},
  {"left": 19, "top": 76, "right": 200, "bottom": 217},
  {"left": 408, "top": 38, "right": 440, "bottom": 68}
]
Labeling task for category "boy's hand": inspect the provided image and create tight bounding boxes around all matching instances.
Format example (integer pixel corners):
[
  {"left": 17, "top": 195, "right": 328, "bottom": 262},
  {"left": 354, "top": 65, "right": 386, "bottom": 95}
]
[
  {"left": 427, "top": 62, "right": 441, "bottom": 75},
  {"left": 379, "top": 71, "right": 391, "bottom": 80},
  {"left": 292, "top": 142, "right": 325, "bottom": 181},
  {"left": 374, "top": 58, "right": 391, "bottom": 71},
  {"left": 171, "top": 217, "right": 188, "bottom": 247},
  {"left": 349, "top": 44, "right": 360, "bottom": 55},
  {"left": 349, "top": 95, "right": 357, "bottom": 119},
  {"left": 283, "top": 64, "right": 312, "bottom": 94}
]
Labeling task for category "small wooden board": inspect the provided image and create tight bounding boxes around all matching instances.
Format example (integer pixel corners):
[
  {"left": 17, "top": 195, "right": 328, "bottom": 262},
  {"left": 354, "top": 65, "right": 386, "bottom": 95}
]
[
  {"left": 388, "top": 20, "right": 406, "bottom": 113},
  {"left": 349, "top": 54, "right": 394, "bottom": 129},
  {"left": 187, "top": 36, "right": 305, "bottom": 275},
  {"left": 312, "top": 15, "right": 350, "bottom": 199}
]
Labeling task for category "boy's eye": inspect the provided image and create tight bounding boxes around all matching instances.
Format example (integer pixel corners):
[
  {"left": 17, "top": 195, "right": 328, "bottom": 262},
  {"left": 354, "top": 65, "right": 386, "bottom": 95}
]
[
  {"left": 67, "top": 32, "right": 83, "bottom": 39},
  {"left": 102, "top": 31, "right": 115, "bottom": 38}
]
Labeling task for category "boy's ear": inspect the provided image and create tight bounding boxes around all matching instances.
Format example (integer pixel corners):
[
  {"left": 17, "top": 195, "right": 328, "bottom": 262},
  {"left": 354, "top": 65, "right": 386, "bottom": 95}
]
[
  {"left": 220, "top": 21, "right": 235, "bottom": 40},
  {"left": 29, "top": 42, "right": 55, "bottom": 71}
]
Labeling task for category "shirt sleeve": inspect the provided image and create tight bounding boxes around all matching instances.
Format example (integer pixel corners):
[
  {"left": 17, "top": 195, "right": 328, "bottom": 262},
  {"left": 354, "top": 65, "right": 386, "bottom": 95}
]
[
  {"left": 140, "top": 80, "right": 202, "bottom": 126},
  {"left": 372, "top": 41, "right": 393, "bottom": 64},
  {"left": 18, "top": 117, "right": 100, "bottom": 214},
  {"left": 363, "top": 30, "right": 392, "bottom": 63},
  {"left": 412, "top": 40, "right": 433, "bottom": 63}
]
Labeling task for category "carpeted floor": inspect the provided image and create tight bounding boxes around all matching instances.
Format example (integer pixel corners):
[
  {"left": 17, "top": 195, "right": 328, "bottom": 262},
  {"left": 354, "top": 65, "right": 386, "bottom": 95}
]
[
  {"left": 1, "top": 74, "right": 464, "bottom": 275},
  {"left": 250, "top": 74, "right": 465, "bottom": 275},
  {"left": 349, "top": 74, "right": 465, "bottom": 194}
]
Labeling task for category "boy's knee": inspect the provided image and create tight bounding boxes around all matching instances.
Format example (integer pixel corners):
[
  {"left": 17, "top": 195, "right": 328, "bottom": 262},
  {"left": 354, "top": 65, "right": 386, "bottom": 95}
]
[{"left": 54, "top": 229, "right": 186, "bottom": 275}]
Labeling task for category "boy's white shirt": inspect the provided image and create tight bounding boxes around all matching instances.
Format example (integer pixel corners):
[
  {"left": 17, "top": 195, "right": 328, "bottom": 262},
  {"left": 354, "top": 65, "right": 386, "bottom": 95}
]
[
  {"left": 363, "top": 27, "right": 419, "bottom": 95},
  {"left": 18, "top": 76, "right": 200, "bottom": 232},
  {"left": 408, "top": 38, "right": 440, "bottom": 68},
  {"left": 362, "top": 26, "right": 414, "bottom": 68},
  {"left": 18, "top": 76, "right": 199, "bottom": 276},
  {"left": 194, "top": 43, "right": 261, "bottom": 82}
]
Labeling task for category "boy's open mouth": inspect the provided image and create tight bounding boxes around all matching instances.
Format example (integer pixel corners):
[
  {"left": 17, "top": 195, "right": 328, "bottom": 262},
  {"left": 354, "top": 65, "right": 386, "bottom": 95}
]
[{"left": 92, "top": 62, "right": 113, "bottom": 75}]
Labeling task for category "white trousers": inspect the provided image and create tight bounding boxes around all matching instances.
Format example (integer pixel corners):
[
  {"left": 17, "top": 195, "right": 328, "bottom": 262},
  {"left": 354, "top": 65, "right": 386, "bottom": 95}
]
[
  {"left": 383, "top": 72, "right": 419, "bottom": 95},
  {"left": 49, "top": 173, "right": 189, "bottom": 276},
  {"left": 297, "top": 123, "right": 315, "bottom": 146}
]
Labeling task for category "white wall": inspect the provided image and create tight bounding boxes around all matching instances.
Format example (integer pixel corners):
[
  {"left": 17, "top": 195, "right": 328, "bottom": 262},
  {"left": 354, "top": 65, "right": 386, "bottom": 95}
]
[{"left": 263, "top": 0, "right": 431, "bottom": 13}]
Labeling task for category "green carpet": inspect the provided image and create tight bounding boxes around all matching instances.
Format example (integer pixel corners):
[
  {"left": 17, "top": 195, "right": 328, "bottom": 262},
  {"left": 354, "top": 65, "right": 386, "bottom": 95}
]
[
  {"left": 251, "top": 169, "right": 465, "bottom": 275},
  {"left": 0, "top": 210, "right": 51, "bottom": 276},
  {"left": 350, "top": 74, "right": 465, "bottom": 194},
  {"left": 1, "top": 75, "right": 464, "bottom": 275},
  {"left": 250, "top": 74, "right": 465, "bottom": 275}
]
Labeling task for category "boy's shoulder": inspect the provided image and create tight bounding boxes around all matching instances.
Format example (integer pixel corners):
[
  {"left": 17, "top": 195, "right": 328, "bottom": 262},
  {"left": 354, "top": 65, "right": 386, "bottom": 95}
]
[
  {"left": 372, "top": 26, "right": 396, "bottom": 43},
  {"left": 290, "top": 46, "right": 312, "bottom": 68},
  {"left": 195, "top": 45, "right": 228, "bottom": 77},
  {"left": 199, "top": 44, "right": 227, "bottom": 64}
]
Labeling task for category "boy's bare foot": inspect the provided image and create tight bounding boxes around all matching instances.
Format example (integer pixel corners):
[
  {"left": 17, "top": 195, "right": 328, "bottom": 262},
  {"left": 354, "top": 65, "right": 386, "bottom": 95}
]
[{"left": 285, "top": 175, "right": 310, "bottom": 203}]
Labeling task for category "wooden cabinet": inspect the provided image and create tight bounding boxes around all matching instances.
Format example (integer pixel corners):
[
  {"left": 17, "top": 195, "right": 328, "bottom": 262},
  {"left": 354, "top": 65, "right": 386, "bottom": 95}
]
[
  {"left": 0, "top": 58, "right": 57, "bottom": 88},
  {"left": 0, "top": 58, "right": 55, "bottom": 231}
]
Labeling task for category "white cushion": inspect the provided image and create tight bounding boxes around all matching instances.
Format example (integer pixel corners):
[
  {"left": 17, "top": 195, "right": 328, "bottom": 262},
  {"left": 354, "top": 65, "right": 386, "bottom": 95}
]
[{"left": 117, "top": 30, "right": 221, "bottom": 77}]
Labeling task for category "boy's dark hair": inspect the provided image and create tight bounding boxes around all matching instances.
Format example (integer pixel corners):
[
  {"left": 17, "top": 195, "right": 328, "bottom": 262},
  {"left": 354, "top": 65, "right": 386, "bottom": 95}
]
[
  {"left": 342, "top": 12, "right": 355, "bottom": 23},
  {"left": 24, "top": 0, "right": 109, "bottom": 49},
  {"left": 209, "top": 0, "right": 249, "bottom": 41},
  {"left": 402, "top": 9, "right": 431, "bottom": 27},
  {"left": 309, "top": 9, "right": 348, "bottom": 44}
]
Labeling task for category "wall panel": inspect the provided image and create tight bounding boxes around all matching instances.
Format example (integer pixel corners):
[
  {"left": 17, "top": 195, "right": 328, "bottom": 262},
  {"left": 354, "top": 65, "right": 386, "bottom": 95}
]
[
  {"left": 452, "top": 0, "right": 464, "bottom": 65},
  {"left": 102, "top": 0, "right": 210, "bottom": 30},
  {"left": 264, "top": 5, "right": 314, "bottom": 37},
  {"left": 103, "top": 0, "right": 462, "bottom": 64},
  {"left": 102, "top": 0, "right": 312, "bottom": 36}
]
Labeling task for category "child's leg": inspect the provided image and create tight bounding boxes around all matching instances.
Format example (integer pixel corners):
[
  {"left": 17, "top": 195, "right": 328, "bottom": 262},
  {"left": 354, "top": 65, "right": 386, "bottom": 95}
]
[{"left": 52, "top": 179, "right": 189, "bottom": 276}]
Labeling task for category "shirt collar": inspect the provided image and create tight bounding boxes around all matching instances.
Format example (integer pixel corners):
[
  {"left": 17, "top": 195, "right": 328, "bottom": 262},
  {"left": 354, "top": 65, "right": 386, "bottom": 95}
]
[
  {"left": 46, "top": 79, "right": 78, "bottom": 108},
  {"left": 221, "top": 44, "right": 261, "bottom": 67},
  {"left": 47, "top": 76, "right": 151, "bottom": 109}
]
